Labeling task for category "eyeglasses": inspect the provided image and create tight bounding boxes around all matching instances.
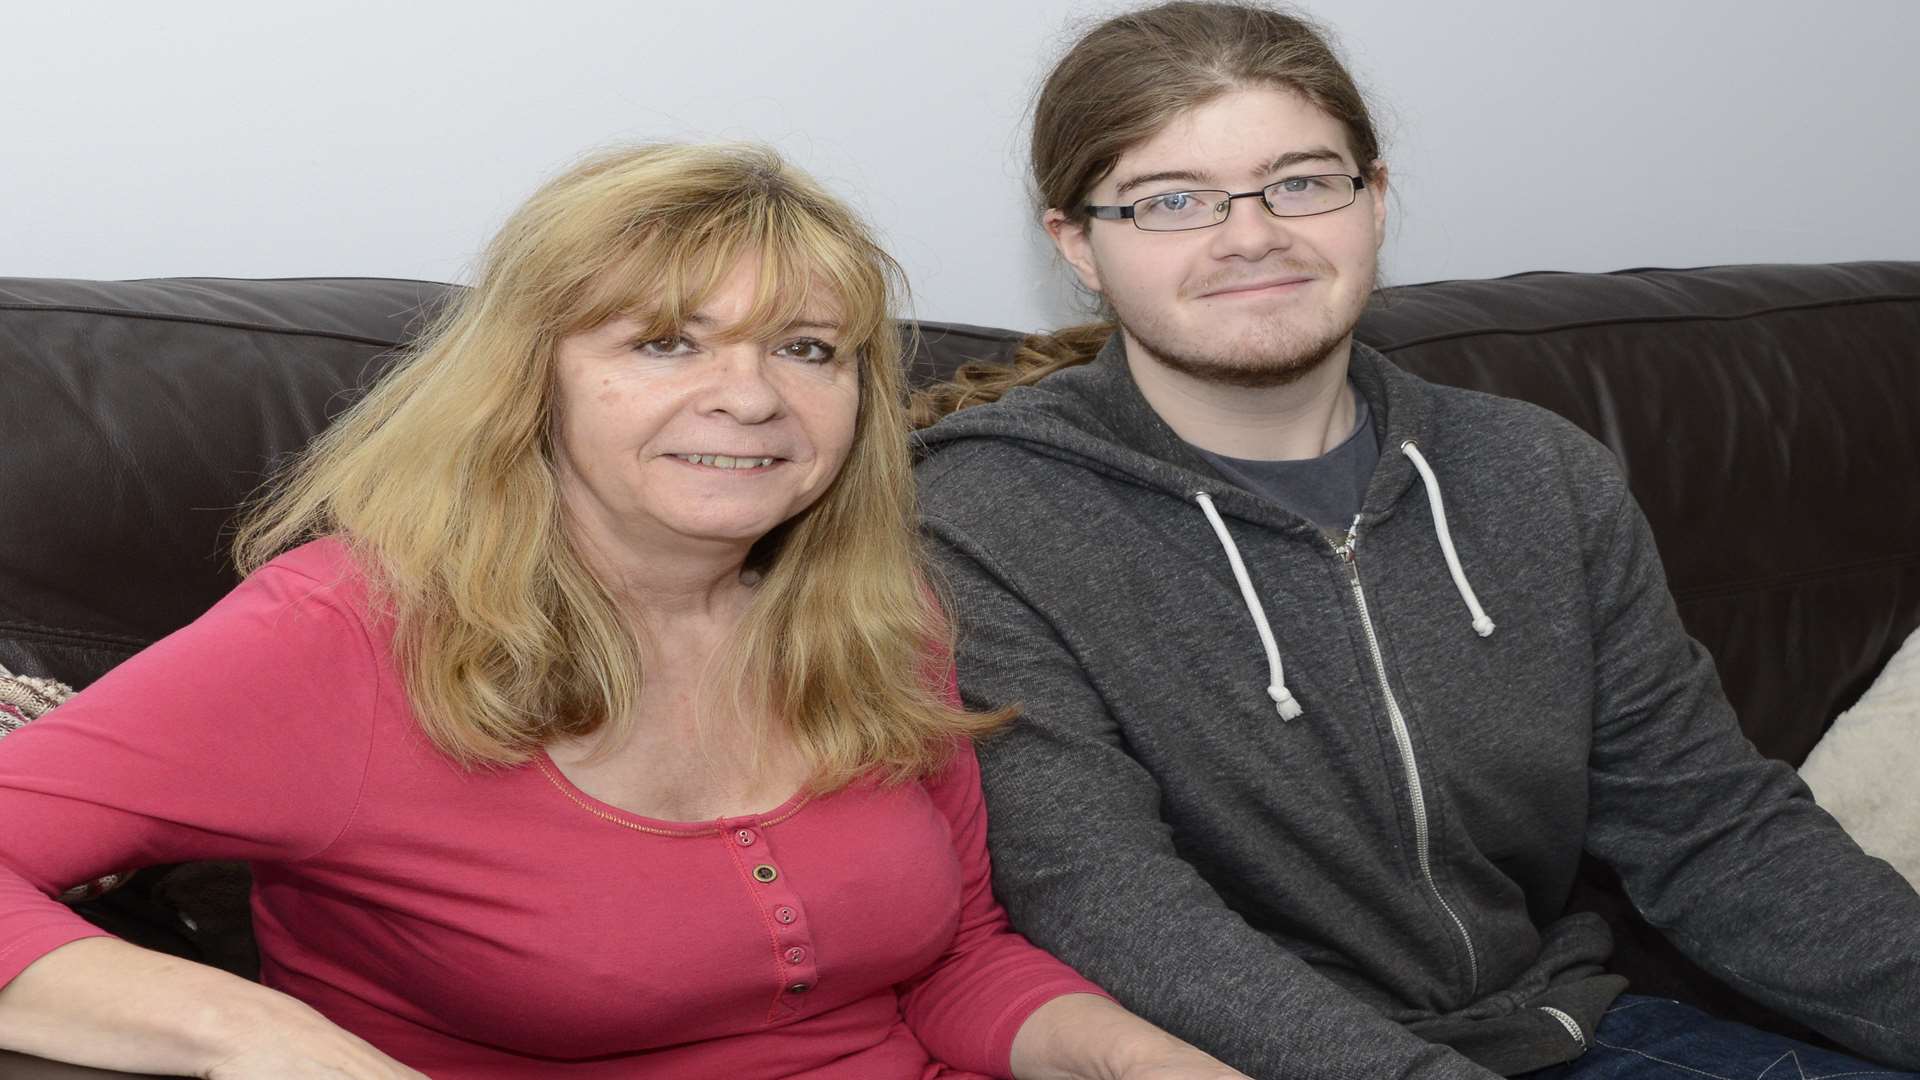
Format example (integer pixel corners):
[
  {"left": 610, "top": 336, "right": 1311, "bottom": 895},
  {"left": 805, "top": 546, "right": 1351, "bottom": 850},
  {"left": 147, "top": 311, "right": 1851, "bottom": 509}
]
[{"left": 1085, "top": 174, "right": 1368, "bottom": 232}]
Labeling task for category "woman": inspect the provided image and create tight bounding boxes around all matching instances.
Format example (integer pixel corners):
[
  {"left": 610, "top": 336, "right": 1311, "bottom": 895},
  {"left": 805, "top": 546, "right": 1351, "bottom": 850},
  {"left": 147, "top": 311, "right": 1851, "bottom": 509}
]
[{"left": 0, "top": 144, "right": 1243, "bottom": 1079}]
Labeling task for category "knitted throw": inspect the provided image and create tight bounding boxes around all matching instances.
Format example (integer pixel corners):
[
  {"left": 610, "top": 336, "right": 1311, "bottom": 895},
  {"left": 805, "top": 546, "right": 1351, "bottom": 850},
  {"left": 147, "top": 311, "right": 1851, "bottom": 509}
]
[{"left": 0, "top": 668, "right": 133, "bottom": 901}]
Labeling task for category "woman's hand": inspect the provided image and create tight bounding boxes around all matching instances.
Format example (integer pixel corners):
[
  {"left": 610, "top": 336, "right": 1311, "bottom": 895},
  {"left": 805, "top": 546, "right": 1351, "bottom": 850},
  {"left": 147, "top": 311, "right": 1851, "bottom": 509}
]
[
  {"left": 1011, "top": 993, "right": 1251, "bottom": 1080},
  {"left": 201, "top": 995, "right": 428, "bottom": 1080},
  {"left": 0, "top": 939, "right": 427, "bottom": 1080}
]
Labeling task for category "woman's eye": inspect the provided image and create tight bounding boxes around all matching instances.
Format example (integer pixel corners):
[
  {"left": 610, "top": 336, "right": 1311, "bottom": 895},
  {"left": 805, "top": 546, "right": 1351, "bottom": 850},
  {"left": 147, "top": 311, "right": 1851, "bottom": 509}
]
[
  {"left": 777, "top": 338, "right": 838, "bottom": 364},
  {"left": 1157, "top": 192, "right": 1192, "bottom": 211},
  {"left": 636, "top": 335, "right": 694, "bottom": 357}
]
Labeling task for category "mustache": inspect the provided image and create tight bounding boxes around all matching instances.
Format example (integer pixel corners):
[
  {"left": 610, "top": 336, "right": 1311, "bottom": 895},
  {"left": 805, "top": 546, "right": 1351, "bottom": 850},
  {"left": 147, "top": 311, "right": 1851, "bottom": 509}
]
[{"left": 1187, "top": 262, "right": 1331, "bottom": 297}]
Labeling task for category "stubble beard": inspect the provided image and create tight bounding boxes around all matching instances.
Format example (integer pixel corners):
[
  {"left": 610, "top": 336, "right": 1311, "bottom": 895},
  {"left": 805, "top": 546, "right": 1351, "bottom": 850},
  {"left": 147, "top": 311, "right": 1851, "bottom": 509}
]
[{"left": 1110, "top": 266, "right": 1377, "bottom": 390}]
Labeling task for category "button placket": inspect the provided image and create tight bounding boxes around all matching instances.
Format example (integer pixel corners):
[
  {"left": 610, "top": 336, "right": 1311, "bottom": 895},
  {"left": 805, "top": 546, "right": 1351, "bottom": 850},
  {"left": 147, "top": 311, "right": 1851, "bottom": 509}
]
[{"left": 723, "top": 819, "right": 818, "bottom": 1011}]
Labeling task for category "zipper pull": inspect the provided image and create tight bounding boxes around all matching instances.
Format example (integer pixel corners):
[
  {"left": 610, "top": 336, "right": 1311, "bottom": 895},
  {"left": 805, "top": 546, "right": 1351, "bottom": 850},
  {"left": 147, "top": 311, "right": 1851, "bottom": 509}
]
[
  {"left": 1330, "top": 518, "right": 1362, "bottom": 572},
  {"left": 1327, "top": 537, "right": 1361, "bottom": 586}
]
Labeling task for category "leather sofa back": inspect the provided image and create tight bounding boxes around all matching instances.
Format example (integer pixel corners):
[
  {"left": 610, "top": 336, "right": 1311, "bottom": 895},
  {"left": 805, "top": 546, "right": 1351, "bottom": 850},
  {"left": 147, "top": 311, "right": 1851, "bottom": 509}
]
[
  {"left": 5, "top": 265, "right": 1918, "bottom": 767},
  {"left": 0, "top": 278, "right": 448, "bottom": 685},
  {"left": 4, "top": 263, "right": 1919, "bottom": 1034},
  {"left": 1361, "top": 263, "right": 1920, "bottom": 767},
  {"left": 906, "top": 264, "right": 1920, "bottom": 768}
]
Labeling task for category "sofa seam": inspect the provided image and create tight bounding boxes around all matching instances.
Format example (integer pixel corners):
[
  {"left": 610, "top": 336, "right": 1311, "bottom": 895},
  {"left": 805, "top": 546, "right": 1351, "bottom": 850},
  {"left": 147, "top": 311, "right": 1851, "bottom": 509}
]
[
  {"left": 1671, "top": 551, "right": 1920, "bottom": 604},
  {"left": 1, "top": 302, "right": 1018, "bottom": 354},
  {"left": 0, "top": 302, "right": 416, "bottom": 349},
  {"left": 1364, "top": 293, "right": 1920, "bottom": 353}
]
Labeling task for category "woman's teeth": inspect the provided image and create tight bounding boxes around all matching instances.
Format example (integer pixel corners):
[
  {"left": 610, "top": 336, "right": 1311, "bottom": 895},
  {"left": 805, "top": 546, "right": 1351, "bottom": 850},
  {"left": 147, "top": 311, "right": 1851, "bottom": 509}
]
[{"left": 674, "top": 454, "right": 774, "bottom": 469}]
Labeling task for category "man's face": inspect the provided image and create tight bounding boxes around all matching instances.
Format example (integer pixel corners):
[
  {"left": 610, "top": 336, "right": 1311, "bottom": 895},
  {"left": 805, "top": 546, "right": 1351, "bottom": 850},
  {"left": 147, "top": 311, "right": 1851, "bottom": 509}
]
[{"left": 1048, "top": 85, "right": 1388, "bottom": 387}]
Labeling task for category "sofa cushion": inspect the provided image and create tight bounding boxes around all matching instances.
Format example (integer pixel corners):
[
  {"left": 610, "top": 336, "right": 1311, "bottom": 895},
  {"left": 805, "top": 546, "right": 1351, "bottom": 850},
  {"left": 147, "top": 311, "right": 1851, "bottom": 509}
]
[{"left": 1800, "top": 625, "right": 1920, "bottom": 890}]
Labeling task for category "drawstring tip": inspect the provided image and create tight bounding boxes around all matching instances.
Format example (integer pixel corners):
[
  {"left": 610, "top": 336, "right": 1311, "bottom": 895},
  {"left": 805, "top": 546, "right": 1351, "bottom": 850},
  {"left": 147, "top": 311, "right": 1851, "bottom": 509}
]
[
  {"left": 1472, "top": 616, "right": 1495, "bottom": 637},
  {"left": 1269, "top": 685, "right": 1304, "bottom": 721}
]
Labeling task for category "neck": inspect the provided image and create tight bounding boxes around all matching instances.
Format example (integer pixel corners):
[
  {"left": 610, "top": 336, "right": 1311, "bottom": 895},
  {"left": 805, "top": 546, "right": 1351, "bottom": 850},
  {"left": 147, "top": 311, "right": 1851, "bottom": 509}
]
[
  {"left": 571, "top": 526, "right": 759, "bottom": 630},
  {"left": 1124, "top": 335, "right": 1359, "bottom": 461}
]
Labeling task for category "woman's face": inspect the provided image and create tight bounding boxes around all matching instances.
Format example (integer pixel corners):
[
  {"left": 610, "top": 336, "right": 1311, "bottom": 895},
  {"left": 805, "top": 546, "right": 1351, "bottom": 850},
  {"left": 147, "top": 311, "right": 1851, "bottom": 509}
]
[{"left": 550, "top": 257, "right": 861, "bottom": 567}]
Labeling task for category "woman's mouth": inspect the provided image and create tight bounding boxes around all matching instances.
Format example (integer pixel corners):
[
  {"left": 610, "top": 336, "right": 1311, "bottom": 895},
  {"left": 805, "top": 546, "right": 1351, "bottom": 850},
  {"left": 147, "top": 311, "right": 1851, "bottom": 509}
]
[{"left": 670, "top": 454, "right": 777, "bottom": 470}]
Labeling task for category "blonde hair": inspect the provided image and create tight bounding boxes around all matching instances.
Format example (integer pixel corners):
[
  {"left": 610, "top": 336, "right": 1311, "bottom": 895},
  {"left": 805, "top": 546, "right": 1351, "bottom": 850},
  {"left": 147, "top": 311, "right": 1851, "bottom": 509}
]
[{"left": 236, "top": 142, "right": 1000, "bottom": 788}]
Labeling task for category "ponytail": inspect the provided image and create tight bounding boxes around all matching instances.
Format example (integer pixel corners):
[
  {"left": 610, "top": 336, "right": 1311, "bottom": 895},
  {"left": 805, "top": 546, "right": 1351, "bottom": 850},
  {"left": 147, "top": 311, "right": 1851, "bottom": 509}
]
[{"left": 910, "top": 322, "right": 1113, "bottom": 427}]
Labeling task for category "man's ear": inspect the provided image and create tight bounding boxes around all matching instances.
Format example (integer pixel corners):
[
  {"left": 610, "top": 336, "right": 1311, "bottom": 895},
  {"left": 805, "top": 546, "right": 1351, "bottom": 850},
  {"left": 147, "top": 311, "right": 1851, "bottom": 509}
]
[
  {"left": 1366, "top": 160, "right": 1389, "bottom": 248},
  {"left": 1044, "top": 208, "right": 1104, "bottom": 294}
]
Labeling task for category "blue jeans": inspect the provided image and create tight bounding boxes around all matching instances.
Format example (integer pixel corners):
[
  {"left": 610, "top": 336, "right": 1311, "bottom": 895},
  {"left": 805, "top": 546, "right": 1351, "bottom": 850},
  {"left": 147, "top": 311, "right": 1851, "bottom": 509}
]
[{"left": 1518, "top": 996, "right": 1918, "bottom": 1079}]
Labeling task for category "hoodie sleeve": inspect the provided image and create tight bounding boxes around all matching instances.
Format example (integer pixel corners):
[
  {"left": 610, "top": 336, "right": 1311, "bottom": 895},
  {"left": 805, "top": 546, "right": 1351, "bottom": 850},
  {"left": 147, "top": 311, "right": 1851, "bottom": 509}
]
[
  {"left": 925, "top": 522, "right": 1499, "bottom": 1080},
  {"left": 1577, "top": 472, "right": 1920, "bottom": 1067}
]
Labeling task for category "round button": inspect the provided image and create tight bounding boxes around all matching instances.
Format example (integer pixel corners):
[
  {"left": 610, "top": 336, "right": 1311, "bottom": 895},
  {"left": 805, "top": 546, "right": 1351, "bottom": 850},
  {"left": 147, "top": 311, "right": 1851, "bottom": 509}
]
[
  {"left": 774, "top": 906, "right": 797, "bottom": 925},
  {"left": 752, "top": 864, "right": 779, "bottom": 883},
  {"left": 735, "top": 829, "right": 756, "bottom": 847},
  {"left": 785, "top": 946, "right": 807, "bottom": 964},
  {"left": 787, "top": 981, "right": 811, "bottom": 994}
]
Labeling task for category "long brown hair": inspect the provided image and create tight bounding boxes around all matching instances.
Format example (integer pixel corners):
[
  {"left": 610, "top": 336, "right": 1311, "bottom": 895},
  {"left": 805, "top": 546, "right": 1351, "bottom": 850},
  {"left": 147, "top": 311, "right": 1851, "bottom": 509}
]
[
  {"left": 913, "top": 1, "right": 1383, "bottom": 424},
  {"left": 237, "top": 143, "right": 1001, "bottom": 786}
]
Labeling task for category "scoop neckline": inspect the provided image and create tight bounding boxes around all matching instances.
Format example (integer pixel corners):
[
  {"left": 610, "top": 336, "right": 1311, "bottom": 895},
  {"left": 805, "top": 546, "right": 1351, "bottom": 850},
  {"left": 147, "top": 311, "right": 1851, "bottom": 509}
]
[{"left": 533, "top": 748, "right": 814, "bottom": 836}]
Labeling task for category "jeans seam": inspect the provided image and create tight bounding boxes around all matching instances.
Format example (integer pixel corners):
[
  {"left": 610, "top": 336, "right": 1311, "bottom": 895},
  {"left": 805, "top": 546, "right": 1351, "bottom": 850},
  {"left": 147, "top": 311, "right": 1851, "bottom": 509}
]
[
  {"left": 1593, "top": 1037, "right": 1740, "bottom": 1080},
  {"left": 1592, "top": 1038, "right": 1903, "bottom": 1080}
]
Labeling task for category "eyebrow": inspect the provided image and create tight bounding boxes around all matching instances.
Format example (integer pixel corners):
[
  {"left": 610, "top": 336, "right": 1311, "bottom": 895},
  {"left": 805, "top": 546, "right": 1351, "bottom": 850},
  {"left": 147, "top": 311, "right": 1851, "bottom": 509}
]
[
  {"left": 1265, "top": 147, "right": 1350, "bottom": 174},
  {"left": 1111, "top": 146, "right": 1353, "bottom": 199},
  {"left": 680, "top": 314, "right": 842, "bottom": 333},
  {"left": 1113, "top": 169, "right": 1206, "bottom": 200}
]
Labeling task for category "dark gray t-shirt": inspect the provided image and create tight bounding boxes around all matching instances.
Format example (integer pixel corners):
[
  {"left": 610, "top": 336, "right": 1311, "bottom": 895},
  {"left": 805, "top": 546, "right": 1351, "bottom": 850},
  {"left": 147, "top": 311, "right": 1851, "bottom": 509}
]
[{"left": 1192, "top": 391, "right": 1378, "bottom": 529}]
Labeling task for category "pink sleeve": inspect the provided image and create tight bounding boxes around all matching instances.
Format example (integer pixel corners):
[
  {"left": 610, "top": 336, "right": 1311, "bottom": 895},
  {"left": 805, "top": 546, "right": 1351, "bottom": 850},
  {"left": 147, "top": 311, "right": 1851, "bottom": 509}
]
[
  {"left": 896, "top": 722, "right": 1110, "bottom": 1077},
  {"left": 0, "top": 558, "right": 381, "bottom": 988}
]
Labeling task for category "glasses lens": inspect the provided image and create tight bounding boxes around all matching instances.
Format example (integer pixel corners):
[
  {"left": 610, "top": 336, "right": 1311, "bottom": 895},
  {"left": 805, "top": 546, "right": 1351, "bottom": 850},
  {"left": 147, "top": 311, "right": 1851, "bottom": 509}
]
[
  {"left": 1263, "top": 175, "right": 1357, "bottom": 217},
  {"left": 1132, "top": 190, "right": 1229, "bottom": 232}
]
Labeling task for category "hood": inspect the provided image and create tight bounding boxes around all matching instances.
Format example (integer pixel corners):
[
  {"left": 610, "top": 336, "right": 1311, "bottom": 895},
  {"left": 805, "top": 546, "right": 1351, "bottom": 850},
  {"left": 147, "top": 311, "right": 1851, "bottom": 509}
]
[
  {"left": 914, "top": 331, "right": 1436, "bottom": 536},
  {"left": 915, "top": 330, "right": 1497, "bottom": 721}
]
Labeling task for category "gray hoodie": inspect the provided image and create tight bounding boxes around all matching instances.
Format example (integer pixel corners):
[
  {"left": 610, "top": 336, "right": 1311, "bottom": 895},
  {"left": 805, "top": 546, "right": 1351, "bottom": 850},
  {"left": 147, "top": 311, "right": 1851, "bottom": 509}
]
[{"left": 913, "top": 336, "right": 1920, "bottom": 1078}]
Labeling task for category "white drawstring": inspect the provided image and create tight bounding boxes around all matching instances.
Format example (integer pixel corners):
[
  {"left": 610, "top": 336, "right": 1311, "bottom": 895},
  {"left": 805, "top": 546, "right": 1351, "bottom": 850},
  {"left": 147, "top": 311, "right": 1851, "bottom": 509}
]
[
  {"left": 1400, "top": 441, "right": 1495, "bottom": 637},
  {"left": 1194, "top": 492, "right": 1303, "bottom": 720}
]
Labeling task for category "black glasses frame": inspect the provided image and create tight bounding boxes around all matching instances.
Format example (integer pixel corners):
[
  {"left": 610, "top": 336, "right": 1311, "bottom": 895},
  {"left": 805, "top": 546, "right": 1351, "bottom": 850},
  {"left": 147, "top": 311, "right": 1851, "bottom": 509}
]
[{"left": 1084, "top": 174, "right": 1368, "bottom": 231}]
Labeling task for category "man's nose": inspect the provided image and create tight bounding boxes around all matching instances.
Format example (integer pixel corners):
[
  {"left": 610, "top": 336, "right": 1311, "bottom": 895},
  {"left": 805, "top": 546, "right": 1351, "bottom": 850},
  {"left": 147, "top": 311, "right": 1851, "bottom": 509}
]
[{"left": 1209, "top": 193, "right": 1296, "bottom": 260}]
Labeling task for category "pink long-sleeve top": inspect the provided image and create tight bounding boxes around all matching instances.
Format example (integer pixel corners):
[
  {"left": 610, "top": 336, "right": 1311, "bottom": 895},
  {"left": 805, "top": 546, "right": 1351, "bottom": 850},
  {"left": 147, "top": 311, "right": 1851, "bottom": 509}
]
[{"left": 0, "top": 540, "right": 1101, "bottom": 1077}]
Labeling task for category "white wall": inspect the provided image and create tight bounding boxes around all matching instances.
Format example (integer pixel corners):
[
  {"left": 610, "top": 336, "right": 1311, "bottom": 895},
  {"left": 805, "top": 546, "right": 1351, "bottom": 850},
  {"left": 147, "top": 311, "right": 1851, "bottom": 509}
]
[{"left": 5, "top": 0, "right": 1916, "bottom": 329}]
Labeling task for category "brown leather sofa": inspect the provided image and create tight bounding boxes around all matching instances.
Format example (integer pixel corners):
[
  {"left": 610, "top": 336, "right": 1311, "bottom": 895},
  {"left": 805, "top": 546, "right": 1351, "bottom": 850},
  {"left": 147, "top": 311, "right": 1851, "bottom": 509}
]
[{"left": 2, "top": 263, "right": 1917, "bottom": 1078}]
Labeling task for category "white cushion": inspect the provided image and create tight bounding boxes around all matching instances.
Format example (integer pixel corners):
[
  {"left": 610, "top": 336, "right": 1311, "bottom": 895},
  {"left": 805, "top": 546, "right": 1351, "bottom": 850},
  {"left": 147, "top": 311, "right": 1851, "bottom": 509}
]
[{"left": 1799, "top": 626, "right": 1920, "bottom": 890}]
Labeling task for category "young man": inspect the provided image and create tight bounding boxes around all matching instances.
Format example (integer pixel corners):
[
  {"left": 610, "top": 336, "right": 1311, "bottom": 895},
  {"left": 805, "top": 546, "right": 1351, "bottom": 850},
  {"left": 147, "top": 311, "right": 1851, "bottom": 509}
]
[{"left": 912, "top": 3, "right": 1920, "bottom": 1078}]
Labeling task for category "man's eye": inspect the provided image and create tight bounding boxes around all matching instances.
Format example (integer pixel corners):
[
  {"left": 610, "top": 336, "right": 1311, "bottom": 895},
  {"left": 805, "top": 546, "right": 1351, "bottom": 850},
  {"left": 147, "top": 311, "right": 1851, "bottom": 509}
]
[
  {"left": 778, "top": 338, "right": 838, "bottom": 364},
  {"left": 1277, "top": 176, "right": 1328, "bottom": 193},
  {"left": 1153, "top": 192, "right": 1194, "bottom": 212}
]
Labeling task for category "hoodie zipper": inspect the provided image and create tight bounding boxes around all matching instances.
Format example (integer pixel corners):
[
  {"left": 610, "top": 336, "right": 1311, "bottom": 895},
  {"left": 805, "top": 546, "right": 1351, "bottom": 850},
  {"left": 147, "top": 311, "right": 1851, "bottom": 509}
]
[
  {"left": 1538, "top": 1006, "right": 1588, "bottom": 1051},
  {"left": 1331, "top": 523, "right": 1480, "bottom": 997}
]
